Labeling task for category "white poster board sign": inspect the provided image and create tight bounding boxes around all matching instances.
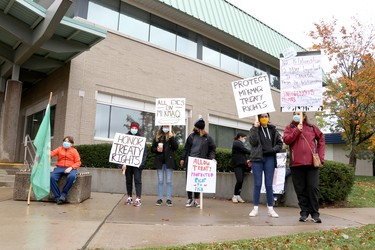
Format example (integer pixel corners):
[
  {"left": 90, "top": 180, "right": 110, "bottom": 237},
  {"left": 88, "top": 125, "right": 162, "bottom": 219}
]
[
  {"left": 280, "top": 52, "right": 323, "bottom": 112},
  {"left": 186, "top": 156, "right": 216, "bottom": 193},
  {"left": 109, "top": 133, "right": 146, "bottom": 167},
  {"left": 231, "top": 75, "right": 275, "bottom": 118},
  {"left": 261, "top": 152, "right": 287, "bottom": 194},
  {"left": 155, "top": 98, "right": 186, "bottom": 125}
]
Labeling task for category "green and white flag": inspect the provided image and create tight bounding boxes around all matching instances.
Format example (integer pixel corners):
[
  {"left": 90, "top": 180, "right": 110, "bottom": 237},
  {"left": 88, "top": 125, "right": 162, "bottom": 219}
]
[{"left": 30, "top": 104, "right": 51, "bottom": 200}]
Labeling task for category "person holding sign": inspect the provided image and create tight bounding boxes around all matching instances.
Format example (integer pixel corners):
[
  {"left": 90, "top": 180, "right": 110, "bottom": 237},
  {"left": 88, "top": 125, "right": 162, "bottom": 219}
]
[
  {"left": 248, "top": 113, "right": 283, "bottom": 218},
  {"left": 50, "top": 136, "right": 81, "bottom": 204},
  {"left": 231, "top": 132, "right": 251, "bottom": 203},
  {"left": 151, "top": 125, "right": 178, "bottom": 207},
  {"left": 122, "top": 122, "right": 147, "bottom": 207},
  {"left": 180, "top": 118, "right": 216, "bottom": 208},
  {"left": 283, "top": 112, "right": 325, "bottom": 223}
]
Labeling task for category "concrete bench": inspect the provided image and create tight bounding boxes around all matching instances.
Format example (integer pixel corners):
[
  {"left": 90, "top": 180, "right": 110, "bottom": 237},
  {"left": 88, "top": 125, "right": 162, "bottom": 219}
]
[{"left": 13, "top": 171, "right": 92, "bottom": 203}]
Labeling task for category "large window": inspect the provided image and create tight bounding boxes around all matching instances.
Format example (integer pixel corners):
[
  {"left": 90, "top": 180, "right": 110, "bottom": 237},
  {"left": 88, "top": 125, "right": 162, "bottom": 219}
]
[
  {"left": 88, "top": 0, "right": 120, "bottom": 30},
  {"left": 119, "top": 3, "right": 149, "bottom": 41},
  {"left": 95, "top": 95, "right": 186, "bottom": 144},
  {"left": 209, "top": 124, "right": 249, "bottom": 149},
  {"left": 26, "top": 105, "right": 56, "bottom": 140}
]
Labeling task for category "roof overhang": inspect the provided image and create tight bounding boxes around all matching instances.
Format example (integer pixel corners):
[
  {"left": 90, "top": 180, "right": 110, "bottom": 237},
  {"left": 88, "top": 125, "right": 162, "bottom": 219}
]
[{"left": 0, "top": 0, "right": 106, "bottom": 90}]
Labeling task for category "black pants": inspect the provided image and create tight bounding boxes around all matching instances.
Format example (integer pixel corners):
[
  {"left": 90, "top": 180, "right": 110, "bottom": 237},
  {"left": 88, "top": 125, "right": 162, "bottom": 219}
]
[
  {"left": 233, "top": 165, "right": 246, "bottom": 195},
  {"left": 125, "top": 166, "right": 142, "bottom": 197},
  {"left": 185, "top": 169, "right": 199, "bottom": 199},
  {"left": 291, "top": 166, "right": 320, "bottom": 217}
]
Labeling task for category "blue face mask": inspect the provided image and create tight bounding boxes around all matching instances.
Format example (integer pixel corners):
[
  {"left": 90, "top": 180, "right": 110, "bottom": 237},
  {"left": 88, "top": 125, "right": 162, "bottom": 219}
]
[
  {"left": 130, "top": 128, "right": 138, "bottom": 135},
  {"left": 63, "top": 141, "right": 71, "bottom": 149},
  {"left": 293, "top": 115, "right": 300, "bottom": 123},
  {"left": 162, "top": 128, "right": 169, "bottom": 133},
  {"left": 239, "top": 138, "right": 246, "bottom": 143}
]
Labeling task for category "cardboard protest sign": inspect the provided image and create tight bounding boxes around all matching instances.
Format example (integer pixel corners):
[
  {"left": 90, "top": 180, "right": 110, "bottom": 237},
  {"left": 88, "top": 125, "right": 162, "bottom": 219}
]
[
  {"left": 231, "top": 75, "right": 275, "bottom": 118},
  {"left": 186, "top": 156, "right": 216, "bottom": 193},
  {"left": 155, "top": 98, "right": 185, "bottom": 125},
  {"left": 280, "top": 51, "right": 323, "bottom": 112},
  {"left": 109, "top": 133, "right": 146, "bottom": 167},
  {"left": 261, "top": 152, "right": 287, "bottom": 194}
]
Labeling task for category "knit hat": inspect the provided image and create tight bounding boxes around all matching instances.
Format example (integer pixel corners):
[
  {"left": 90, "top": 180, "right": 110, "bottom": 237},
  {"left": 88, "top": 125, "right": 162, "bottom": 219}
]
[
  {"left": 194, "top": 118, "right": 205, "bottom": 130},
  {"left": 130, "top": 122, "right": 140, "bottom": 130}
]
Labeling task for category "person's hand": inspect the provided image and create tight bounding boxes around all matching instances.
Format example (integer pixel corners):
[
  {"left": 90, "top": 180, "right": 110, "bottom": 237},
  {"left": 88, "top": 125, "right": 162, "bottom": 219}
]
[
  {"left": 157, "top": 145, "right": 163, "bottom": 152},
  {"left": 212, "top": 159, "right": 217, "bottom": 163},
  {"left": 180, "top": 160, "right": 184, "bottom": 167},
  {"left": 64, "top": 167, "right": 72, "bottom": 174},
  {"left": 254, "top": 121, "right": 260, "bottom": 127},
  {"left": 297, "top": 123, "right": 303, "bottom": 131},
  {"left": 122, "top": 164, "right": 126, "bottom": 174}
]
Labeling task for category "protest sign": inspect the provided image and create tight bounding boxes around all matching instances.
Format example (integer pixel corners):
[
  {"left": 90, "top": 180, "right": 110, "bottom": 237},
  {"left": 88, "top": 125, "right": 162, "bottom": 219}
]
[
  {"left": 231, "top": 75, "right": 275, "bottom": 118},
  {"left": 186, "top": 156, "right": 216, "bottom": 193},
  {"left": 261, "top": 152, "right": 287, "bottom": 194},
  {"left": 109, "top": 133, "right": 146, "bottom": 167},
  {"left": 280, "top": 51, "right": 323, "bottom": 112},
  {"left": 155, "top": 98, "right": 185, "bottom": 126}
]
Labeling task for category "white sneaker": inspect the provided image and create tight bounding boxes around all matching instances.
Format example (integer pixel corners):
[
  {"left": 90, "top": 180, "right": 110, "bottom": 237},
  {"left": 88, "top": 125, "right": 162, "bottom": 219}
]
[
  {"left": 237, "top": 196, "right": 245, "bottom": 203},
  {"left": 249, "top": 208, "right": 258, "bottom": 217},
  {"left": 268, "top": 208, "right": 279, "bottom": 218},
  {"left": 232, "top": 195, "right": 238, "bottom": 203}
]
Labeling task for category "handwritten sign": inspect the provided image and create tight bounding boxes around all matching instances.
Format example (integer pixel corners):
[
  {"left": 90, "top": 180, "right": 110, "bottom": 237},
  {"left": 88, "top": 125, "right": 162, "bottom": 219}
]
[
  {"left": 231, "top": 75, "right": 275, "bottom": 118},
  {"left": 261, "top": 152, "right": 287, "bottom": 194},
  {"left": 186, "top": 156, "right": 216, "bottom": 193},
  {"left": 155, "top": 98, "right": 185, "bottom": 125},
  {"left": 109, "top": 133, "right": 146, "bottom": 167},
  {"left": 280, "top": 52, "right": 323, "bottom": 112}
]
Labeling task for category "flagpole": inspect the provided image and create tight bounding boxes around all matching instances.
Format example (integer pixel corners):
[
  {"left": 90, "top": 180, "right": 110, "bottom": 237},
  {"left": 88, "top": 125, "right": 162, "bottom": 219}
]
[{"left": 28, "top": 92, "right": 53, "bottom": 205}]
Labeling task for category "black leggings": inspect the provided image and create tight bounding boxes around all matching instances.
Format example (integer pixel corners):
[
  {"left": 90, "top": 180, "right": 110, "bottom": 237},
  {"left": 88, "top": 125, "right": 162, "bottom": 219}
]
[
  {"left": 125, "top": 166, "right": 142, "bottom": 197},
  {"left": 233, "top": 165, "right": 246, "bottom": 195}
]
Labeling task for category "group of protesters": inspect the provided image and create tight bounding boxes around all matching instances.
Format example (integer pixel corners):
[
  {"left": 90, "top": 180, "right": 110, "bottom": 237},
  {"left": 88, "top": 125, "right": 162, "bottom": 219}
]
[{"left": 51, "top": 111, "right": 325, "bottom": 223}]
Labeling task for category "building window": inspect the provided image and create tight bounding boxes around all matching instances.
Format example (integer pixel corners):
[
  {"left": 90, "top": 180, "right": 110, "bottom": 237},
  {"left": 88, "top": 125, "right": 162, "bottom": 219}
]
[
  {"left": 88, "top": 0, "right": 120, "bottom": 30},
  {"left": 119, "top": 3, "right": 150, "bottom": 41},
  {"left": 25, "top": 105, "right": 56, "bottom": 140},
  {"left": 95, "top": 95, "right": 186, "bottom": 144},
  {"left": 209, "top": 124, "right": 249, "bottom": 149},
  {"left": 176, "top": 27, "right": 197, "bottom": 58}
]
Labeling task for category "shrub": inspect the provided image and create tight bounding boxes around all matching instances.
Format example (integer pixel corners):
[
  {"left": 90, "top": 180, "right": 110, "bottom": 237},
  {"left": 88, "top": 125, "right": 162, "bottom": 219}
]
[{"left": 319, "top": 160, "right": 355, "bottom": 204}]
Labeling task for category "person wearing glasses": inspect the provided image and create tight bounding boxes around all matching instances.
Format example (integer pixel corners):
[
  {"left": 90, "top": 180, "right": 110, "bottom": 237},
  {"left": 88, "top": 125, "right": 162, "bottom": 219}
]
[{"left": 248, "top": 113, "right": 283, "bottom": 218}]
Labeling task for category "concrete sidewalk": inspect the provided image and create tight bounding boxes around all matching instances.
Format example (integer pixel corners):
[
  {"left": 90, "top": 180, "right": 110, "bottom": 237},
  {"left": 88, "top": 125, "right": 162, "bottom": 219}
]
[{"left": 0, "top": 187, "right": 374, "bottom": 250}]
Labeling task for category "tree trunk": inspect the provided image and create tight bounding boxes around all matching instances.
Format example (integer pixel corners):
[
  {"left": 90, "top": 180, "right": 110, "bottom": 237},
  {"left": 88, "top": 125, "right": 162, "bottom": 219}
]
[{"left": 348, "top": 149, "right": 357, "bottom": 171}]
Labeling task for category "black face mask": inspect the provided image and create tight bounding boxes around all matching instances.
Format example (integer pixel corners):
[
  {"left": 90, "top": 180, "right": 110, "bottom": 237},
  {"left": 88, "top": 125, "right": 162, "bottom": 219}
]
[{"left": 193, "top": 128, "right": 199, "bottom": 134}]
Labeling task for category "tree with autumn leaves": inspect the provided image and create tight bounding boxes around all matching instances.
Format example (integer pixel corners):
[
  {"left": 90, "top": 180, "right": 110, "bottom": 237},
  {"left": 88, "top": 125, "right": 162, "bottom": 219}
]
[{"left": 309, "top": 17, "right": 375, "bottom": 171}]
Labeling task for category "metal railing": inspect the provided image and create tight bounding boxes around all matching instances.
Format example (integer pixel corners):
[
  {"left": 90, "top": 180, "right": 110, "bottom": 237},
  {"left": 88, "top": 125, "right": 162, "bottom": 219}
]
[{"left": 23, "top": 135, "right": 36, "bottom": 170}]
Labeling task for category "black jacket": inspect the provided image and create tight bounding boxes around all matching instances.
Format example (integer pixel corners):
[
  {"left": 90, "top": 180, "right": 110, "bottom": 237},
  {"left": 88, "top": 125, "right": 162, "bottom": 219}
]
[
  {"left": 231, "top": 140, "right": 251, "bottom": 167},
  {"left": 151, "top": 135, "right": 179, "bottom": 169},
  {"left": 249, "top": 124, "right": 283, "bottom": 162},
  {"left": 180, "top": 132, "right": 216, "bottom": 168}
]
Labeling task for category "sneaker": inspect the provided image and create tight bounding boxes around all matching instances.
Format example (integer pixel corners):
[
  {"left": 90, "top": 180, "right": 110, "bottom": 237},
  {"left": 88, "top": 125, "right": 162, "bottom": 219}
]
[
  {"left": 268, "top": 208, "right": 279, "bottom": 218},
  {"left": 312, "top": 216, "right": 322, "bottom": 223},
  {"left": 57, "top": 195, "right": 66, "bottom": 205},
  {"left": 166, "top": 199, "right": 173, "bottom": 207},
  {"left": 125, "top": 197, "right": 133, "bottom": 205},
  {"left": 193, "top": 201, "right": 200, "bottom": 208},
  {"left": 237, "top": 196, "right": 245, "bottom": 203},
  {"left": 249, "top": 208, "right": 258, "bottom": 217},
  {"left": 299, "top": 215, "right": 308, "bottom": 222},
  {"left": 134, "top": 198, "right": 141, "bottom": 207},
  {"left": 155, "top": 199, "right": 162, "bottom": 206},
  {"left": 232, "top": 195, "right": 238, "bottom": 203},
  {"left": 185, "top": 199, "right": 193, "bottom": 207}
]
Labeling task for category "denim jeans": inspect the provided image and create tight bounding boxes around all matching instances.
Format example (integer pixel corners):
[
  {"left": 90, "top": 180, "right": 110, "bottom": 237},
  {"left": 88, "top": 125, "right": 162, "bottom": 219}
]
[
  {"left": 157, "top": 164, "right": 173, "bottom": 200},
  {"left": 251, "top": 155, "right": 275, "bottom": 206},
  {"left": 50, "top": 167, "right": 77, "bottom": 199}
]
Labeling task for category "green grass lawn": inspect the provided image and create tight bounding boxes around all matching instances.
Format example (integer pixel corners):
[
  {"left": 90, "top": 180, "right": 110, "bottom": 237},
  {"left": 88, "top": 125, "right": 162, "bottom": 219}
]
[{"left": 144, "top": 176, "right": 375, "bottom": 250}]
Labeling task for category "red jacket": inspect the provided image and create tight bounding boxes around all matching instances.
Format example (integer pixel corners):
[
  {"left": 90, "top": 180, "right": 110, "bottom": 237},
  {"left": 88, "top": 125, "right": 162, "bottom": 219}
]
[
  {"left": 50, "top": 146, "right": 81, "bottom": 170},
  {"left": 283, "top": 122, "right": 325, "bottom": 167}
]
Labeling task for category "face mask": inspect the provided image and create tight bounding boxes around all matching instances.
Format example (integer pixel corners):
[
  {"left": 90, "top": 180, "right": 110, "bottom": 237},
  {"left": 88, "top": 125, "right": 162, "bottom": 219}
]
[
  {"left": 162, "top": 128, "right": 169, "bottom": 133},
  {"left": 62, "top": 141, "right": 71, "bottom": 149},
  {"left": 259, "top": 117, "right": 269, "bottom": 126},
  {"left": 130, "top": 128, "right": 138, "bottom": 135},
  {"left": 293, "top": 115, "right": 300, "bottom": 123},
  {"left": 239, "top": 138, "right": 246, "bottom": 143},
  {"left": 193, "top": 128, "right": 199, "bottom": 134}
]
